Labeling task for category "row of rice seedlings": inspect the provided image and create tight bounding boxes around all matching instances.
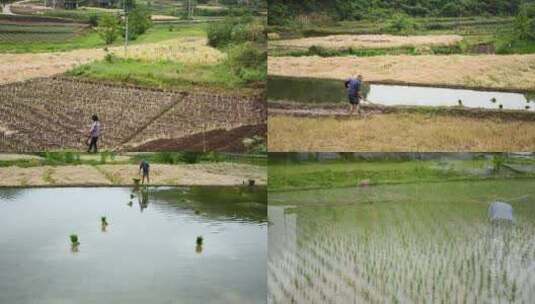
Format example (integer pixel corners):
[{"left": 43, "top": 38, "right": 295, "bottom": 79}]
[{"left": 268, "top": 204, "right": 535, "bottom": 303}]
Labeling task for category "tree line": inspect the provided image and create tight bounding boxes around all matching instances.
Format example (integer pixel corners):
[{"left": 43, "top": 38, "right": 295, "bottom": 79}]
[{"left": 268, "top": 0, "right": 534, "bottom": 25}]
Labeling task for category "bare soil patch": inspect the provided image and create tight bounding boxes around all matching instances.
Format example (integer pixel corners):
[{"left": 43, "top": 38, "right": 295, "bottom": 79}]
[
  {"left": 0, "top": 163, "right": 266, "bottom": 187},
  {"left": 129, "top": 124, "right": 266, "bottom": 152}
]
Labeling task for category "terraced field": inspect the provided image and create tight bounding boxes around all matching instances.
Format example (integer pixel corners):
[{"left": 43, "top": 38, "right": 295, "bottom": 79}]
[
  {"left": 0, "top": 15, "right": 89, "bottom": 44},
  {"left": 0, "top": 78, "right": 266, "bottom": 151},
  {"left": 0, "top": 23, "right": 87, "bottom": 42}
]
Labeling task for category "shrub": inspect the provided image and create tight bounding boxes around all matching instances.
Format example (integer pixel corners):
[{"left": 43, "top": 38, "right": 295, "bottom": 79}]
[
  {"left": 97, "top": 14, "right": 120, "bottom": 45},
  {"left": 268, "top": 2, "right": 292, "bottom": 26},
  {"left": 384, "top": 13, "right": 419, "bottom": 34},
  {"left": 181, "top": 152, "right": 201, "bottom": 164},
  {"left": 207, "top": 17, "right": 264, "bottom": 48},
  {"left": 513, "top": 3, "right": 535, "bottom": 41},
  {"left": 124, "top": 5, "right": 152, "bottom": 40},
  {"left": 225, "top": 42, "right": 266, "bottom": 83},
  {"left": 88, "top": 14, "right": 99, "bottom": 27},
  {"left": 440, "top": 2, "right": 464, "bottom": 17}
]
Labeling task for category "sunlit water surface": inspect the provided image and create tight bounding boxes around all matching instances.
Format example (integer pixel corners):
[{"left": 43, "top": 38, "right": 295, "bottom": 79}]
[{"left": 0, "top": 186, "right": 267, "bottom": 304}]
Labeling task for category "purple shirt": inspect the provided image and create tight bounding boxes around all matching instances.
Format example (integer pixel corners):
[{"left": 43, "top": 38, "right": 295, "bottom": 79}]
[{"left": 90, "top": 121, "right": 101, "bottom": 137}]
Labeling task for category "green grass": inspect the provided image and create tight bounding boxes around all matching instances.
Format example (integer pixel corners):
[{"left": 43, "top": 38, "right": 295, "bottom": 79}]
[
  {"left": 0, "top": 152, "right": 267, "bottom": 167},
  {"left": 268, "top": 156, "right": 535, "bottom": 192},
  {"left": 268, "top": 16, "right": 532, "bottom": 56},
  {"left": 66, "top": 57, "right": 247, "bottom": 91},
  {"left": 496, "top": 37, "right": 535, "bottom": 54},
  {"left": 0, "top": 23, "right": 206, "bottom": 53}
]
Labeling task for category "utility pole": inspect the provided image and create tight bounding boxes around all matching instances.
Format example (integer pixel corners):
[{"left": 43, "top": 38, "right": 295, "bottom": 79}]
[{"left": 124, "top": 0, "right": 128, "bottom": 56}]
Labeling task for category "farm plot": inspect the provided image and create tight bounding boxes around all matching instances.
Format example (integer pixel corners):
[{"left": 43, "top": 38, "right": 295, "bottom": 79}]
[
  {"left": 269, "top": 179, "right": 535, "bottom": 303},
  {"left": 123, "top": 92, "right": 266, "bottom": 149},
  {"left": 0, "top": 78, "right": 266, "bottom": 152},
  {"left": 0, "top": 23, "right": 88, "bottom": 43},
  {"left": 268, "top": 54, "right": 535, "bottom": 91},
  {"left": 270, "top": 34, "right": 463, "bottom": 51},
  {"left": 0, "top": 78, "right": 180, "bottom": 151}
]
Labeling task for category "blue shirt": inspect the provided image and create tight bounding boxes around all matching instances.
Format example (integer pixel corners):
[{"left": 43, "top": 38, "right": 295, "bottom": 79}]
[
  {"left": 140, "top": 161, "right": 150, "bottom": 173},
  {"left": 345, "top": 78, "right": 361, "bottom": 96}
]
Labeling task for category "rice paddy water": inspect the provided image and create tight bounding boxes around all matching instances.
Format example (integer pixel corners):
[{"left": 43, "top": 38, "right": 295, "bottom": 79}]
[
  {"left": 0, "top": 186, "right": 267, "bottom": 304},
  {"left": 268, "top": 76, "right": 535, "bottom": 111},
  {"left": 268, "top": 179, "right": 535, "bottom": 303}
]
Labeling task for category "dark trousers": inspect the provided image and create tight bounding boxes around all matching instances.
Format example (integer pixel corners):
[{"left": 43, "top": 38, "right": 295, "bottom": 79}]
[{"left": 88, "top": 136, "right": 98, "bottom": 153}]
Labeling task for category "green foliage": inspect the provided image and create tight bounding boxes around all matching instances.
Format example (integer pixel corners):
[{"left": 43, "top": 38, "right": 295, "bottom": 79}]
[
  {"left": 268, "top": 0, "right": 525, "bottom": 24},
  {"left": 513, "top": 3, "right": 535, "bottom": 40},
  {"left": 440, "top": 2, "right": 464, "bottom": 17},
  {"left": 181, "top": 152, "right": 201, "bottom": 164},
  {"left": 97, "top": 14, "right": 120, "bottom": 45},
  {"left": 384, "top": 14, "right": 419, "bottom": 34},
  {"left": 124, "top": 4, "right": 152, "bottom": 40},
  {"left": 225, "top": 42, "right": 266, "bottom": 83},
  {"left": 41, "top": 152, "right": 81, "bottom": 165},
  {"left": 88, "top": 14, "right": 99, "bottom": 27},
  {"left": 70, "top": 234, "right": 79, "bottom": 244},
  {"left": 207, "top": 16, "right": 264, "bottom": 48},
  {"left": 100, "top": 151, "right": 114, "bottom": 164},
  {"left": 493, "top": 154, "right": 506, "bottom": 172}
]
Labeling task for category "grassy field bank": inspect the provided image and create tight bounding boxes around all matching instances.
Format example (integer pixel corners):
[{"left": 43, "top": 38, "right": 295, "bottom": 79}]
[{"left": 268, "top": 154, "right": 535, "bottom": 192}]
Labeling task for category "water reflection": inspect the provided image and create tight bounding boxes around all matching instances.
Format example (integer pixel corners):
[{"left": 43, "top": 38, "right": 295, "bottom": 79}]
[
  {"left": 268, "top": 76, "right": 535, "bottom": 111},
  {"left": 0, "top": 187, "right": 267, "bottom": 304}
]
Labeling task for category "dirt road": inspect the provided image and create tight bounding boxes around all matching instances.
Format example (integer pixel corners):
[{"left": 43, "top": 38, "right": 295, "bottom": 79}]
[{"left": 0, "top": 163, "right": 267, "bottom": 187}]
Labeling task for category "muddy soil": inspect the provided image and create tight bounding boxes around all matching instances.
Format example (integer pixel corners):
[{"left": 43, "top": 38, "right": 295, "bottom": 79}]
[
  {"left": 269, "top": 101, "right": 535, "bottom": 122},
  {"left": 129, "top": 124, "right": 267, "bottom": 152},
  {"left": 0, "top": 78, "right": 266, "bottom": 152}
]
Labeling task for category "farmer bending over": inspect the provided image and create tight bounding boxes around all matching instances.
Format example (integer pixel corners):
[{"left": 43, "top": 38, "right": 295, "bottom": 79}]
[
  {"left": 87, "top": 114, "right": 101, "bottom": 153},
  {"left": 345, "top": 74, "right": 364, "bottom": 115},
  {"left": 139, "top": 160, "right": 150, "bottom": 185}
]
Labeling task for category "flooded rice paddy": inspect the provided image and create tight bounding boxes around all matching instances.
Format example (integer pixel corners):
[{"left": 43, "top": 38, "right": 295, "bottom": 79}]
[
  {"left": 268, "top": 76, "right": 535, "bottom": 111},
  {"left": 268, "top": 179, "right": 535, "bottom": 303},
  {"left": 0, "top": 186, "right": 267, "bottom": 304}
]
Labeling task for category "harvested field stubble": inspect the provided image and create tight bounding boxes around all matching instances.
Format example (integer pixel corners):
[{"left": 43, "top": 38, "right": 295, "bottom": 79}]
[
  {"left": 270, "top": 34, "right": 463, "bottom": 50},
  {"left": 0, "top": 37, "right": 223, "bottom": 85},
  {"left": 0, "top": 78, "right": 266, "bottom": 152},
  {"left": 267, "top": 114, "right": 535, "bottom": 152},
  {"left": 268, "top": 54, "right": 535, "bottom": 91}
]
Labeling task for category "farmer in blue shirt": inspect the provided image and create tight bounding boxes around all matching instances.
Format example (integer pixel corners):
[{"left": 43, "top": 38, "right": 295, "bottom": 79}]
[
  {"left": 345, "top": 74, "right": 364, "bottom": 115},
  {"left": 139, "top": 160, "right": 150, "bottom": 185}
]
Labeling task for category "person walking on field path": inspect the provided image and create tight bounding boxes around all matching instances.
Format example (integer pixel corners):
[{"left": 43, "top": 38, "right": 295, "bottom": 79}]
[
  {"left": 345, "top": 74, "right": 364, "bottom": 115},
  {"left": 87, "top": 114, "right": 101, "bottom": 153},
  {"left": 139, "top": 159, "right": 150, "bottom": 185}
]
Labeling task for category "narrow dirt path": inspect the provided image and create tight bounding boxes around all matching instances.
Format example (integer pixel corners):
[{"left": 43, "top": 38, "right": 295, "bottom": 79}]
[{"left": 0, "top": 164, "right": 267, "bottom": 187}]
